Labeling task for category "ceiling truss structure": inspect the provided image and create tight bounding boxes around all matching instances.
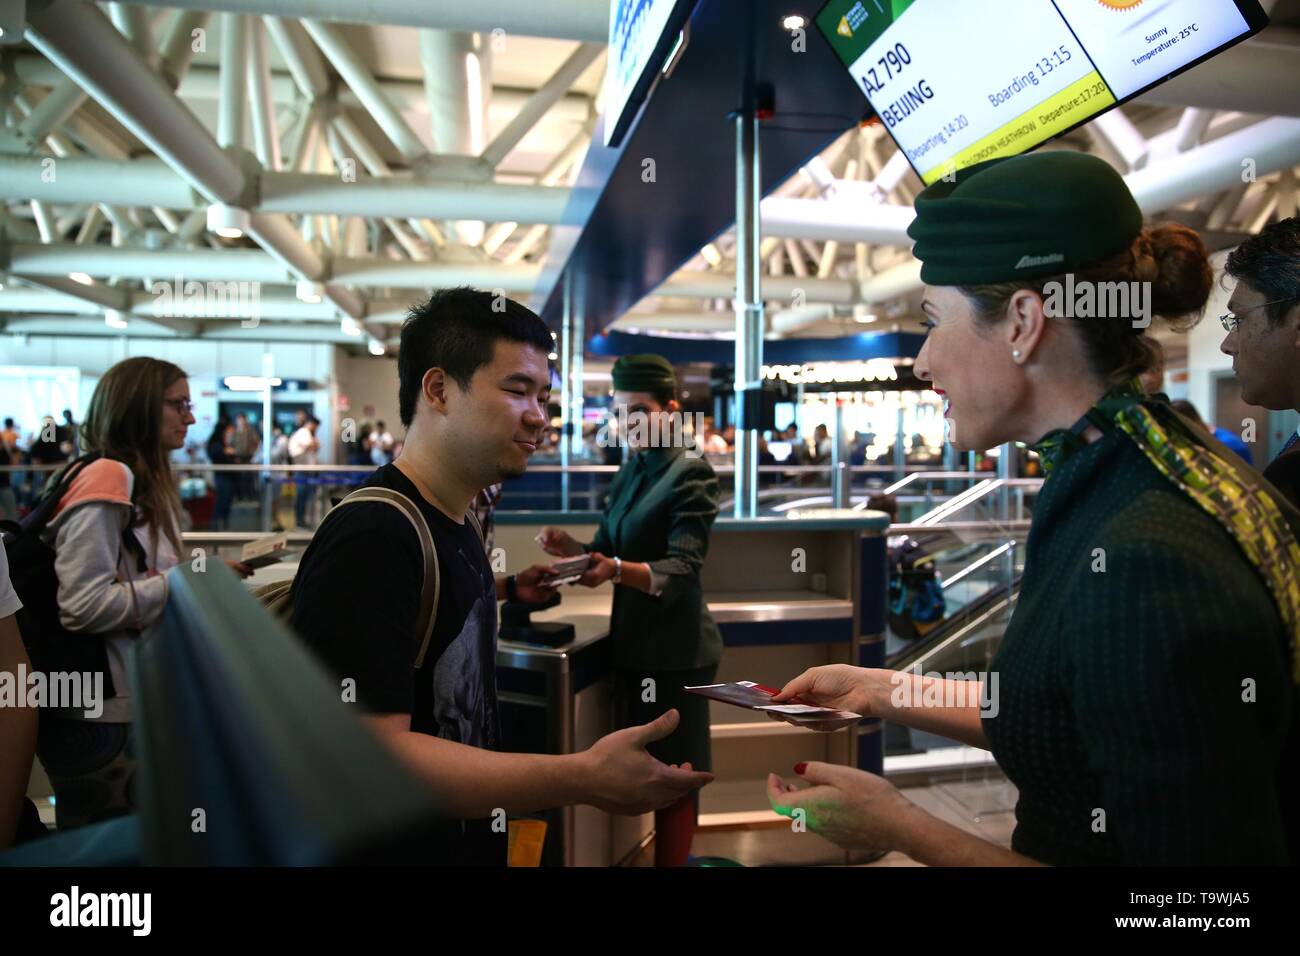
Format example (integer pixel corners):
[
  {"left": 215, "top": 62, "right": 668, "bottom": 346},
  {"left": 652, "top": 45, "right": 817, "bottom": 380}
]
[{"left": 0, "top": 1, "right": 1298, "bottom": 349}]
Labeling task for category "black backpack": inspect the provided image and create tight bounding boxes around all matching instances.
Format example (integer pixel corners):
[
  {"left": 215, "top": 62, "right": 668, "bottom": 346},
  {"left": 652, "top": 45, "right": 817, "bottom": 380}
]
[
  {"left": 0, "top": 453, "right": 147, "bottom": 699},
  {"left": 887, "top": 536, "right": 947, "bottom": 641}
]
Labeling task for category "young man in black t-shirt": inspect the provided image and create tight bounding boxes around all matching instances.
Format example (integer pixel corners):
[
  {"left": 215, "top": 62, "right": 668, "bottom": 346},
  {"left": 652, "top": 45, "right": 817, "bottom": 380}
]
[{"left": 291, "top": 288, "right": 711, "bottom": 865}]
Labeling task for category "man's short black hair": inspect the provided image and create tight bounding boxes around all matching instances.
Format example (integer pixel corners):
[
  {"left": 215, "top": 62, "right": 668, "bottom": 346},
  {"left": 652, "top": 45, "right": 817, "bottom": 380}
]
[
  {"left": 399, "top": 286, "right": 554, "bottom": 427},
  {"left": 1225, "top": 216, "right": 1300, "bottom": 326}
]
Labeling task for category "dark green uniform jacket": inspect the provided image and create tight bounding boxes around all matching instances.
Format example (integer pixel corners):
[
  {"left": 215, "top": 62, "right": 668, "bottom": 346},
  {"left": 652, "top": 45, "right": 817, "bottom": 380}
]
[
  {"left": 585, "top": 445, "right": 723, "bottom": 671},
  {"left": 982, "top": 426, "right": 1298, "bottom": 865}
]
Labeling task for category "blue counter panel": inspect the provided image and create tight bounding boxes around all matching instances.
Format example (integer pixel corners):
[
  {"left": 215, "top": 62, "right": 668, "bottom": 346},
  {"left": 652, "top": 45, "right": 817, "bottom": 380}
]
[
  {"left": 857, "top": 720, "right": 884, "bottom": 775},
  {"left": 858, "top": 637, "right": 886, "bottom": 670},
  {"left": 859, "top": 534, "right": 888, "bottom": 635},
  {"left": 719, "top": 616, "right": 852, "bottom": 647}
]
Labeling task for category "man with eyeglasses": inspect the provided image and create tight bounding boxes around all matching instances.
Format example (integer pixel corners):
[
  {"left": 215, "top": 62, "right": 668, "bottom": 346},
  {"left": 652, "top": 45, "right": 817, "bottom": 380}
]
[{"left": 1221, "top": 216, "right": 1300, "bottom": 508}]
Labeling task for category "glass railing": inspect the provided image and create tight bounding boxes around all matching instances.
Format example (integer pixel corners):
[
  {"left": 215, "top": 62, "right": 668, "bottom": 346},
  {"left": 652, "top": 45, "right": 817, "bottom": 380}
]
[
  {"left": 1, "top": 461, "right": 1013, "bottom": 530},
  {"left": 878, "top": 478, "right": 1041, "bottom": 768}
]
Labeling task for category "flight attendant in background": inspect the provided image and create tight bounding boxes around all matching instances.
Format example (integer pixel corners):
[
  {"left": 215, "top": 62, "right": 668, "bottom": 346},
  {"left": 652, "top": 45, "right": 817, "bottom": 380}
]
[{"left": 540, "top": 354, "right": 723, "bottom": 866}]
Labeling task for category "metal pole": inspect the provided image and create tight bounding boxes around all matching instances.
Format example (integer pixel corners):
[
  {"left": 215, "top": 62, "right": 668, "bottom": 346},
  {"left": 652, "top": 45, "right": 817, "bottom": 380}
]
[
  {"left": 832, "top": 396, "right": 847, "bottom": 508},
  {"left": 560, "top": 270, "right": 572, "bottom": 512},
  {"left": 996, "top": 440, "right": 1015, "bottom": 523},
  {"left": 570, "top": 277, "right": 584, "bottom": 462},
  {"left": 218, "top": 13, "right": 249, "bottom": 150},
  {"left": 261, "top": 351, "right": 274, "bottom": 531},
  {"left": 733, "top": 109, "right": 763, "bottom": 519},
  {"left": 894, "top": 405, "right": 906, "bottom": 483}
]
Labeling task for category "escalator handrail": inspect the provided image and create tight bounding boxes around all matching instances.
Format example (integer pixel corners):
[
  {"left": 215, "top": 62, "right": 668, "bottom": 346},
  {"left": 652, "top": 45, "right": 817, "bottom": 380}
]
[{"left": 887, "top": 573, "right": 1022, "bottom": 671}]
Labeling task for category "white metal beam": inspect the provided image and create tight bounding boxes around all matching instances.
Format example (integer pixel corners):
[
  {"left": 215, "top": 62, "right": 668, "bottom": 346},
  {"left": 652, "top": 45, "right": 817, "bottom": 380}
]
[
  {"left": 481, "top": 43, "right": 603, "bottom": 169},
  {"left": 26, "top": 0, "right": 246, "bottom": 204},
  {"left": 158, "top": 9, "right": 212, "bottom": 90},
  {"left": 263, "top": 17, "right": 330, "bottom": 99},
  {"left": 247, "top": 19, "right": 282, "bottom": 171},
  {"left": 109, "top": 0, "right": 610, "bottom": 43},
  {"left": 17, "top": 79, "right": 87, "bottom": 145},
  {"left": 300, "top": 18, "right": 428, "bottom": 162}
]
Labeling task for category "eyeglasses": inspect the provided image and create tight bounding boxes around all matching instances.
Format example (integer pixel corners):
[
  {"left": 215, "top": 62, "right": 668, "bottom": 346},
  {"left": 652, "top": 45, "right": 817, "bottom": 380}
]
[
  {"left": 164, "top": 398, "right": 196, "bottom": 414},
  {"left": 1219, "top": 296, "right": 1298, "bottom": 332}
]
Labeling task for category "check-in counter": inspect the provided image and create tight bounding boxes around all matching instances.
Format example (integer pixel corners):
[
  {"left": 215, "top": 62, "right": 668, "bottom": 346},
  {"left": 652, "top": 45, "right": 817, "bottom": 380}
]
[
  {"left": 202, "top": 507, "right": 889, "bottom": 866},
  {"left": 492, "top": 509, "right": 890, "bottom": 865}
]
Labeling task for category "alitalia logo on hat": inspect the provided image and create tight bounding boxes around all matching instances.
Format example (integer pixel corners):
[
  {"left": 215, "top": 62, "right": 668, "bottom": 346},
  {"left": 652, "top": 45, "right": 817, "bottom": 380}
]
[{"left": 1015, "top": 253, "right": 1066, "bottom": 269}]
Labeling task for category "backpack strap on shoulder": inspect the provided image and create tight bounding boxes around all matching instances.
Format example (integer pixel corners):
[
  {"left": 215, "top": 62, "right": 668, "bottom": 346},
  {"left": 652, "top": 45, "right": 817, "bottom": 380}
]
[
  {"left": 21, "top": 452, "right": 103, "bottom": 536},
  {"left": 332, "top": 487, "right": 441, "bottom": 669},
  {"left": 465, "top": 507, "right": 486, "bottom": 549}
]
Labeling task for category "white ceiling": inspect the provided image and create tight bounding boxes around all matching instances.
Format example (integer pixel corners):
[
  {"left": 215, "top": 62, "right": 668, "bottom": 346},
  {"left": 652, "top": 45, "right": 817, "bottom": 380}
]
[{"left": 0, "top": 0, "right": 1297, "bottom": 353}]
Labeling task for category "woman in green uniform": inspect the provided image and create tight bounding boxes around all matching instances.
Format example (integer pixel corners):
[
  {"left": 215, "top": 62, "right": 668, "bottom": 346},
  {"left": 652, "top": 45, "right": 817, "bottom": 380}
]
[
  {"left": 539, "top": 354, "right": 722, "bottom": 866},
  {"left": 765, "top": 151, "right": 1300, "bottom": 865}
]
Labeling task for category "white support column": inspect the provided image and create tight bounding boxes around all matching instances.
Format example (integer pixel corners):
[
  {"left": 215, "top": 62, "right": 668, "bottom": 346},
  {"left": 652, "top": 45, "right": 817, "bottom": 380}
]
[
  {"left": 218, "top": 13, "right": 249, "bottom": 150},
  {"left": 248, "top": 19, "right": 282, "bottom": 170},
  {"left": 418, "top": 29, "right": 491, "bottom": 243}
]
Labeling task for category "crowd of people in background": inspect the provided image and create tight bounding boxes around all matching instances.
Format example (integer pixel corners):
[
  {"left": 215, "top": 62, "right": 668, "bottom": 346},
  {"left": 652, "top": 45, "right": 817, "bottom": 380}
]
[{"left": 0, "top": 410, "right": 81, "bottom": 521}]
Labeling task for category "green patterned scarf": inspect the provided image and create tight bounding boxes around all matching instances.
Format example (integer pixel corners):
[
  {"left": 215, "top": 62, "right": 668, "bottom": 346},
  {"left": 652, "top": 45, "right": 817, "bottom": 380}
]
[{"left": 1034, "top": 381, "right": 1300, "bottom": 682}]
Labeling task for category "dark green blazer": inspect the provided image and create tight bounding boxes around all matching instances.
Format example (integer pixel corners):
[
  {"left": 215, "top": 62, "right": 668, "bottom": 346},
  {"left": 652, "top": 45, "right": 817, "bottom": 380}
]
[{"left": 585, "top": 445, "right": 723, "bottom": 671}]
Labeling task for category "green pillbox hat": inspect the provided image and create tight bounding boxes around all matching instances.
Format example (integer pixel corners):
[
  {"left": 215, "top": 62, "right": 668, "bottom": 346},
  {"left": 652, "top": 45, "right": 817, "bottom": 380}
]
[
  {"left": 611, "top": 353, "right": 678, "bottom": 393},
  {"left": 907, "top": 151, "right": 1143, "bottom": 286}
]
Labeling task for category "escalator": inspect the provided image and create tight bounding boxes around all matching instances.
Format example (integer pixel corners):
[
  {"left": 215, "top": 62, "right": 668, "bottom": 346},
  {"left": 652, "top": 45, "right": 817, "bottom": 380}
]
[{"left": 883, "top": 531, "right": 1021, "bottom": 757}]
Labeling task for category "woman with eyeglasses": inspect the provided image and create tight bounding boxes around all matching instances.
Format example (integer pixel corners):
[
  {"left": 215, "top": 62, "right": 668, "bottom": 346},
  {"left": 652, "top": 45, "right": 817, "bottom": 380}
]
[
  {"left": 767, "top": 152, "right": 1300, "bottom": 865},
  {"left": 30, "top": 357, "right": 250, "bottom": 830}
]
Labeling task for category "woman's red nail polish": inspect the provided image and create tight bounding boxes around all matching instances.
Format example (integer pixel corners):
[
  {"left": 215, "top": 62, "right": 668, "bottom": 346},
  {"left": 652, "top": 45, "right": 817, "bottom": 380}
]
[{"left": 794, "top": 762, "right": 807, "bottom": 775}]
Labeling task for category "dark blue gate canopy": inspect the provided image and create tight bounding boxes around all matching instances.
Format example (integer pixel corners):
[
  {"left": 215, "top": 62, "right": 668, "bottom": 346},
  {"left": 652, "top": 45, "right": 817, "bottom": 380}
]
[{"left": 534, "top": 0, "right": 871, "bottom": 339}]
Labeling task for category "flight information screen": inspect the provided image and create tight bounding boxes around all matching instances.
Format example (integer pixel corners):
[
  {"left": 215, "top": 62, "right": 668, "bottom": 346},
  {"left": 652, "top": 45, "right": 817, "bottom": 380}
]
[{"left": 815, "top": 0, "right": 1267, "bottom": 184}]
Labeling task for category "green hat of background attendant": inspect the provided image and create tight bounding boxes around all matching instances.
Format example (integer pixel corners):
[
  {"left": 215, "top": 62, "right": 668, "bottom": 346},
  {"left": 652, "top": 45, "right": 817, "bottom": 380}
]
[
  {"left": 907, "top": 151, "right": 1144, "bottom": 286},
  {"left": 611, "top": 353, "right": 677, "bottom": 394}
]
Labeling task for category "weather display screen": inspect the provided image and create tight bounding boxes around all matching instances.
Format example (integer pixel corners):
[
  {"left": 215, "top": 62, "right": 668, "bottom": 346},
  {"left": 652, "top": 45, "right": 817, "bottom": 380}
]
[{"left": 815, "top": 0, "right": 1265, "bottom": 184}]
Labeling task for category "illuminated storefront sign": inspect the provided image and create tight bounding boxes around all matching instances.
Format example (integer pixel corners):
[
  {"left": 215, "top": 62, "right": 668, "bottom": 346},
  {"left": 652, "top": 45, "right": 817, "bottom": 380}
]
[{"left": 762, "top": 359, "right": 900, "bottom": 385}]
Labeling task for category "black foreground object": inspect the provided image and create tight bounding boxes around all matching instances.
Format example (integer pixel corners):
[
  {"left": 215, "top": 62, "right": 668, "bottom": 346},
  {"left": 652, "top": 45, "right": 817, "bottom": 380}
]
[{"left": 131, "top": 562, "right": 453, "bottom": 865}]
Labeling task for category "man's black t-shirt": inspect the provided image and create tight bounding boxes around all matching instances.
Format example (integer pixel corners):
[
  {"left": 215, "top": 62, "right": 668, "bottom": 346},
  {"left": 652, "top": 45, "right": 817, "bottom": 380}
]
[{"left": 290, "top": 463, "right": 504, "bottom": 864}]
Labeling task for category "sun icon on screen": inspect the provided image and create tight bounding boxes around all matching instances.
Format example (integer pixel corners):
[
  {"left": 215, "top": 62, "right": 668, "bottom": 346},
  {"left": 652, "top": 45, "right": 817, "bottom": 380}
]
[{"left": 1096, "top": 0, "right": 1144, "bottom": 8}]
